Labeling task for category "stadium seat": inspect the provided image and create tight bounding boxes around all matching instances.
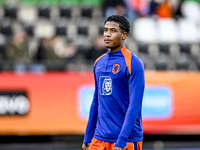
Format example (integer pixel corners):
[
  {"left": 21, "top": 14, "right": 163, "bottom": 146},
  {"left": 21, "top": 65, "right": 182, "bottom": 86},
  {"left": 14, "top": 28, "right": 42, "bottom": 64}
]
[
  {"left": 137, "top": 43, "right": 155, "bottom": 70},
  {"left": 157, "top": 18, "right": 179, "bottom": 43},
  {"left": 18, "top": 6, "right": 37, "bottom": 24},
  {"left": 55, "top": 19, "right": 67, "bottom": 36},
  {"left": 77, "top": 19, "right": 89, "bottom": 36},
  {"left": 98, "top": 25, "right": 104, "bottom": 35},
  {"left": 133, "top": 18, "right": 158, "bottom": 43},
  {"left": 91, "top": 6, "right": 103, "bottom": 20},
  {"left": 137, "top": 43, "right": 148, "bottom": 54},
  {"left": 0, "top": 34, "right": 6, "bottom": 58},
  {"left": 198, "top": 27, "right": 200, "bottom": 41},
  {"left": 4, "top": 5, "right": 18, "bottom": 19},
  {"left": 77, "top": 25, "right": 88, "bottom": 36},
  {"left": 80, "top": 5, "right": 93, "bottom": 18},
  {"left": 148, "top": 43, "right": 159, "bottom": 59},
  {"left": 178, "top": 18, "right": 199, "bottom": 43},
  {"left": 190, "top": 43, "right": 200, "bottom": 59},
  {"left": 0, "top": 18, "right": 13, "bottom": 36},
  {"left": 38, "top": 5, "right": 50, "bottom": 18},
  {"left": 179, "top": 43, "right": 191, "bottom": 54},
  {"left": 158, "top": 43, "right": 170, "bottom": 54},
  {"left": 34, "top": 20, "right": 55, "bottom": 38},
  {"left": 59, "top": 5, "right": 72, "bottom": 18},
  {"left": 23, "top": 23, "right": 34, "bottom": 36},
  {"left": 196, "top": 56, "right": 200, "bottom": 70},
  {"left": 175, "top": 53, "right": 190, "bottom": 70},
  {"left": 154, "top": 53, "right": 168, "bottom": 70}
]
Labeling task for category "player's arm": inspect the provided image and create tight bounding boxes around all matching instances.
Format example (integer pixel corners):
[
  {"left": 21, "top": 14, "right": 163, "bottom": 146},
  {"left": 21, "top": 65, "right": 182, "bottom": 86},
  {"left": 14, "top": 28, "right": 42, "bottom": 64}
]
[
  {"left": 115, "top": 58, "right": 145, "bottom": 148},
  {"left": 83, "top": 69, "right": 99, "bottom": 145}
]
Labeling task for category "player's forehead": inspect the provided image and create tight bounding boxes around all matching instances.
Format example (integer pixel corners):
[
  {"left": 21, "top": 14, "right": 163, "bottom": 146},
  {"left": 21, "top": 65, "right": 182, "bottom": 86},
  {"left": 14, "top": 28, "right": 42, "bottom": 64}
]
[{"left": 104, "top": 21, "right": 121, "bottom": 30}]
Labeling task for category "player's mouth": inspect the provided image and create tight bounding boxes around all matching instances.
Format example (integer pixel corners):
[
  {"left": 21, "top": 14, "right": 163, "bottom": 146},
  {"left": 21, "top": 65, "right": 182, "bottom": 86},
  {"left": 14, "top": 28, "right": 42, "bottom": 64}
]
[{"left": 104, "top": 39, "right": 112, "bottom": 43}]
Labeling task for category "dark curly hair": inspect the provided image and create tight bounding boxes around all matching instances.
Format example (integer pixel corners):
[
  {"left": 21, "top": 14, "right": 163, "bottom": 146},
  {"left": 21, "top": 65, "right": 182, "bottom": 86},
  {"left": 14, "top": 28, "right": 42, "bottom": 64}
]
[{"left": 104, "top": 15, "right": 130, "bottom": 35}]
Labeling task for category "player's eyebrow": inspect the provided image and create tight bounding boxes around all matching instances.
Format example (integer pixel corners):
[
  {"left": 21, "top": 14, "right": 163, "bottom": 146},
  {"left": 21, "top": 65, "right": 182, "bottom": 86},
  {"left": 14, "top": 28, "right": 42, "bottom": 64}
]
[{"left": 104, "top": 27, "right": 119, "bottom": 31}]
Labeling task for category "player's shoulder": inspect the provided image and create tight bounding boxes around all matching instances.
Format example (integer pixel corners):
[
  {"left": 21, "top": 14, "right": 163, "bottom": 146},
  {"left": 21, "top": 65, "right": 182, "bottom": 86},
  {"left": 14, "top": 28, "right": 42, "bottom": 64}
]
[
  {"left": 131, "top": 53, "right": 144, "bottom": 73},
  {"left": 123, "top": 47, "right": 144, "bottom": 74},
  {"left": 131, "top": 52, "right": 143, "bottom": 65},
  {"left": 121, "top": 46, "right": 141, "bottom": 64},
  {"left": 93, "top": 53, "right": 107, "bottom": 67},
  {"left": 121, "top": 46, "right": 144, "bottom": 72}
]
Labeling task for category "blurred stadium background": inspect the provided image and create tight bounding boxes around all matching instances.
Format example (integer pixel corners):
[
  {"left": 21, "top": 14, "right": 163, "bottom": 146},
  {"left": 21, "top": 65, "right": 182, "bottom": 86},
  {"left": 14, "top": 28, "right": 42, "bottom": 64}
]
[{"left": 0, "top": 0, "right": 200, "bottom": 149}]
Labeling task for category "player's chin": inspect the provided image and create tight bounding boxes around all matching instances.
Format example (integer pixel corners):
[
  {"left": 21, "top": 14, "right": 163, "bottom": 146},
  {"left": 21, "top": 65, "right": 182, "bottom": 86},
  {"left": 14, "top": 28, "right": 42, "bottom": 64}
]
[{"left": 105, "top": 43, "right": 113, "bottom": 48}]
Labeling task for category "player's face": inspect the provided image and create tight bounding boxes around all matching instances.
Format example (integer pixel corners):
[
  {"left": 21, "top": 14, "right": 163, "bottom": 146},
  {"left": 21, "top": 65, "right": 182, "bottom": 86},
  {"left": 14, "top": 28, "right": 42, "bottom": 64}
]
[{"left": 104, "top": 21, "right": 126, "bottom": 52}]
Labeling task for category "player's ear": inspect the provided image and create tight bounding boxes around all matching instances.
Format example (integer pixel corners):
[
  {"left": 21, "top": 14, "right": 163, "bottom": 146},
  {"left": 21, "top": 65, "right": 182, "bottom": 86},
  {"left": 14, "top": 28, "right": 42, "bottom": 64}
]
[{"left": 122, "top": 32, "right": 128, "bottom": 40}]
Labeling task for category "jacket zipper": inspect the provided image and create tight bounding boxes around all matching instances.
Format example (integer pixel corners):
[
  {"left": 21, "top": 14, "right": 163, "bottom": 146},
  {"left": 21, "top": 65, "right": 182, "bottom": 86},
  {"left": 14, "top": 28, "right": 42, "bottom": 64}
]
[{"left": 106, "top": 53, "right": 111, "bottom": 70}]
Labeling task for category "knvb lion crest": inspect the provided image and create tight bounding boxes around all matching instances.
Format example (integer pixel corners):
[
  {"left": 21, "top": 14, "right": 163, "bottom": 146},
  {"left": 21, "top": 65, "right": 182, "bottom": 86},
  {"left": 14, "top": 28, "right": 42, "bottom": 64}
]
[{"left": 112, "top": 64, "right": 120, "bottom": 74}]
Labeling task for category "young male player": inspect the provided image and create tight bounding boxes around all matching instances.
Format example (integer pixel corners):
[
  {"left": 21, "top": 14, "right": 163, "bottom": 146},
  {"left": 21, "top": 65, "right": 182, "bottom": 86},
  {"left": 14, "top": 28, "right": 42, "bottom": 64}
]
[{"left": 82, "top": 15, "right": 145, "bottom": 150}]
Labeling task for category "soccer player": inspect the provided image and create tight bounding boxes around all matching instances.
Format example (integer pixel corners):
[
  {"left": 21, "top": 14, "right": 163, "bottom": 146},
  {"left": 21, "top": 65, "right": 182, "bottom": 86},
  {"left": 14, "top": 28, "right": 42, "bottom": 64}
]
[{"left": 82, "top": 15, "right": 145, "bottom": 150}]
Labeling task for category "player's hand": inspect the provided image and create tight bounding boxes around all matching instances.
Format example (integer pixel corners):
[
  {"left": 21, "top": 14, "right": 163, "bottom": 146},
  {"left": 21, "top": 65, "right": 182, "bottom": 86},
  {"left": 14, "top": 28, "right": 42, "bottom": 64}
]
[
  {"left": 82, "top": 143, "right": 90, "bottom": 150},
  {"left": 114, "top": 147, "right": 124, "bottom": 150}
]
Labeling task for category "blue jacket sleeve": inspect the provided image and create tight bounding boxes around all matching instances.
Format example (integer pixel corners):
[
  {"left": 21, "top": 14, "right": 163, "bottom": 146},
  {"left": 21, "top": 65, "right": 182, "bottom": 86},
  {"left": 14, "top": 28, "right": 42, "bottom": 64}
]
[
  {"left": 115, "top": 57, "right": 145, "bottom": 148},
  {"left": 83, "top": 69, "right": 98, "bottom": 144}
]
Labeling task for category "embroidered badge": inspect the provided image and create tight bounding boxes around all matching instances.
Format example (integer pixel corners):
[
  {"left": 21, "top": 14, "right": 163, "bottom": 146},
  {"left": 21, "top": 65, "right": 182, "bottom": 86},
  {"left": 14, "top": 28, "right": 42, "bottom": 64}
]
[
  {"left": 99, "top": 76, "right": 112, "bottom": 95},
  {"left": 112, "top": 64, "right": 120, "bottom": 74}
]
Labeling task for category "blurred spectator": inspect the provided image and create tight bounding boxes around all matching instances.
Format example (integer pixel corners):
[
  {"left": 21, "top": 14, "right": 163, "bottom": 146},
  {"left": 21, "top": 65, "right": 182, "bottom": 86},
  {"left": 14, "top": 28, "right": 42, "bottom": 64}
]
[
  {"left": 85, "top": 32, "right": 107, "bottom": 64},
  {"left": 58, "top": 39, "right": 79, "bottom": 71},
  {"left": 36, "top": 37, "right": 61, "bottom": 71},
  {"left": 102, "top": 0, "right": 138, "bottom": 23},
  {"left": 0, "top": 34, "right": 6, "bottom": 70},
  {"left": 174, "top": 0, "right": 184, "bottom": 18},
  {"left": 5, "top": 28, "right": 33, "bottom": 71},
  {"left": 129, "top": 0, "right": 148, "bottom": 17},
  {"left": 36, "top": 37, "right": 79, "bottom": 71},
  {"left": 37, "top": 37, "right": 59, "bottom": 61},
  {"left": 102, "top": 0, "right": 126, "bottom": 18},
  {"left": 157, "top": 0, "right": 173, "bottom": 18},
  {"left": 5, "top": 29, "right": 29, "bottom": 62},
  {"left": 148, "top": 0, "right": 159, "bottom": 16}
]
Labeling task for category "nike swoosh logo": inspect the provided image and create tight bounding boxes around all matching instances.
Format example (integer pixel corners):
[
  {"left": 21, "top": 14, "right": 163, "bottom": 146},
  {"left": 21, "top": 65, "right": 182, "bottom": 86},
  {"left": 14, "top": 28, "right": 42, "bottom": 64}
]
[{"left": 97, "top": 67, "right": 102, "bottom": 69}]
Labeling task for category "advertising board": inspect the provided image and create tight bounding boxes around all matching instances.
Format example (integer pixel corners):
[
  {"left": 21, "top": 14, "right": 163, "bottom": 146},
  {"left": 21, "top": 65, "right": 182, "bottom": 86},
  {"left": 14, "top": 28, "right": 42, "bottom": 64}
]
[{"left": 0, "top": 71, "right": 200, "bottom": 135}]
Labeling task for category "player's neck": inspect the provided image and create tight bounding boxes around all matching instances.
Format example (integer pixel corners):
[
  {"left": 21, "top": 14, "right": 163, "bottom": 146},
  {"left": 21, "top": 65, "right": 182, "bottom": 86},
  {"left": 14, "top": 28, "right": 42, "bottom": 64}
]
[{"left": 108, "top": 45, "right": 124, "bottom": 53}]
